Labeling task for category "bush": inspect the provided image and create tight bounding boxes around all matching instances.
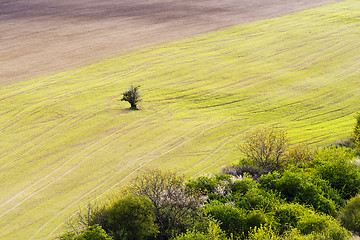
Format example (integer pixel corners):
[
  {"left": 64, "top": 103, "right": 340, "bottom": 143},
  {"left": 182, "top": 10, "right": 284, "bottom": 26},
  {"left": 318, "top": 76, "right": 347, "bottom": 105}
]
[
  {"left": 247, "top": 225, "right": 278, "bottom": 240},
  {"left": 59, "top": 225, "right": 113, "bottom": 240},
  {"left": 248, "top": 226, "right": 321, "bottom": 240},
  {"left": 245, "top": 210, "right": 271, "bottom": 235},
  {"left": 186, "top": 174, "right": 233, "bottom": 202},
  {"left": 128, "top": 169, "right": 208, "bottom": 239},
  {"left": 234, "top": 187, "right": 281, "bottom": 212},
  {"left": 285, "top": 144, "right": 313, "bottom": 168},
  {"left": 282, "top": 228, "right": 316, "bottom": 240},
  {"left": 313, "top": 147, "right": 360, "bottom": 200},
  {"left": 172, "top": 220, "right": 229, "bottom": 240},
  {"left": 248, "top": 206, "right": 350, "bottom": 240},
  {"left": 297, "top": 212, "right": 328, "bottom": 235},
  {"left": 205, "top": 202, "right": 274, "bottom": 240},
  {"left": 273, "top": 203, "right": 309, "bottom": 234},
  {"left": 222, "top": 160, "right": 265, "bottom": 180},
  {"left": 187, "top": 175, "right": 219, "bottom": 194},
  {"left": 339, "top": 193, "right": 360, "bottom": 234},
  {"left": 297, "top": 212, "right": 350, "bottom": 240},
  {"left": 238, "top": 127, "right": 289, "bottom": 172},
  {"left": 172, "top": 231, "right": 208, "bottom": 240},
  {"left": 230, "top": 177, "right": 258, "bottom": 195},
  {"left": 260, "top": 170, "right": 339, "bottom": 216},
  {"left": 205, "top": 202, "right": 246, "bottom": 239},
  {"left": 103, "top": 195, "right": 158, "bottom": 240},
  {"left": 248, "top": 226, "right": 318, "bottom": 240}
]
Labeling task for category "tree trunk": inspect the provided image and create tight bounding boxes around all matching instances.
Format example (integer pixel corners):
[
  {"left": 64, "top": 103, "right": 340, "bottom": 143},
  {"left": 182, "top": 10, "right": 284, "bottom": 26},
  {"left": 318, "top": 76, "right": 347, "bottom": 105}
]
[{"left": 130, "top": 102, "right": 137, "bottom": 109}]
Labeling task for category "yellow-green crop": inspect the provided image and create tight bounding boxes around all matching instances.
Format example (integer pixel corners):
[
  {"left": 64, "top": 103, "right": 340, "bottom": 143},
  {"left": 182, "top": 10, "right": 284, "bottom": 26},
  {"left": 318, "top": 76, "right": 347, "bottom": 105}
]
[{"left": 1, "top": 0, "right": 360, "bottom": 238}]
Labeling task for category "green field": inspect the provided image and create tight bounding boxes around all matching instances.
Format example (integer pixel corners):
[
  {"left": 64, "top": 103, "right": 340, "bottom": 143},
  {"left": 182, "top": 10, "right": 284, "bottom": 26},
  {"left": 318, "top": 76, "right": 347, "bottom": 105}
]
[{"left": 1, "top": 0, "right": 360, "bottom": 239}]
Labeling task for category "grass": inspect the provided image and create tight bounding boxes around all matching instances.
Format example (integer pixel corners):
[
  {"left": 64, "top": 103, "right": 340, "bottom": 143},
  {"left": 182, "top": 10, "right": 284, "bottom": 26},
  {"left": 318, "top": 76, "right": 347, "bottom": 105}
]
[{"left": 1, "top": 0, "right": 360, "bottom": 238}]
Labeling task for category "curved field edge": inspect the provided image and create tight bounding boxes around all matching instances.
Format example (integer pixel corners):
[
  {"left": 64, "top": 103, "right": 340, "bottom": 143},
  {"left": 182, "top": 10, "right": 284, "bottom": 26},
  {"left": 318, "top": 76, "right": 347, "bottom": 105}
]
[{"left": 1, "top": 0, "right": 360, "bottom": 239}]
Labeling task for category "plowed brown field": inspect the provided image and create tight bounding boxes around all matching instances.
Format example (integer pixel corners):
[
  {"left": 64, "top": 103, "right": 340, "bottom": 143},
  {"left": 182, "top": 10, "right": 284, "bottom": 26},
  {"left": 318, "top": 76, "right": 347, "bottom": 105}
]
[{"left": 0, "top": 0, "right": 335, "bottom": 85}]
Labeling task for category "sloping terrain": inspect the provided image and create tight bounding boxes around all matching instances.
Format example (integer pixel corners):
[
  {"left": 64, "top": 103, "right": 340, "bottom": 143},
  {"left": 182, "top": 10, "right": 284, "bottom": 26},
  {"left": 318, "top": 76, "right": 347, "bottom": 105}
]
[
  {"left": 0, "top": 0, "right": 334, "bottom": 85},
  {"left": 1, "top": 0, "right": 360, "bottom": 239}
]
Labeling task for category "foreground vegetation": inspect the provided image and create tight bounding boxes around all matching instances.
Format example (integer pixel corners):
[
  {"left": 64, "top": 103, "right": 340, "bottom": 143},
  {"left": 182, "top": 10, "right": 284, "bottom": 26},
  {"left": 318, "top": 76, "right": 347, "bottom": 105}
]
[
  {"left": 1, "top": 0, "right": 360, "bottom": 238},
  {"left": 59, "top": 118, "right": 360, "bottom": 239}
]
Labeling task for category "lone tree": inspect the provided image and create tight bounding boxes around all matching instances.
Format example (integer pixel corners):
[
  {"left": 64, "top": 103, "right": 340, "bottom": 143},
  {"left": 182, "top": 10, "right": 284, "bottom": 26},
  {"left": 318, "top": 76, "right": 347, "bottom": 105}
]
[{"left": 121, "top": 84, "right": 141, "bottom": 110}]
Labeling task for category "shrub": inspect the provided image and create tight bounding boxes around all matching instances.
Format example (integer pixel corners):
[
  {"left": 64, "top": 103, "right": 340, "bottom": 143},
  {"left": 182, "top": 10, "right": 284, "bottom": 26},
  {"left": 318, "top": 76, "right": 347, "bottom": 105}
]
[
  {"left": 230, "top": 177, "right": 258, "bottom": 195},
  {"left": 103, "top": 195, "right": 158, "bottom": 240},
  {"left": 249, "top": 226, "right": 326, "bottom": 240},
  {"left": 222, "top": 159, "right": 265, "bottom": 180},
  {"left": 128, "top": 169, "right": 208, "bottom": 239},
  {"left": 172, "top": 231, "right": 208, "bottom": 240},
  {"left": 248, "top": 206, "right": 350, "bottom": 240},
  {"left": 171, "top": 220, "right": 229, "bottom": 240},
  {"left": 285, "top": 144, "right": 313, "bottom": 168},
  {"left": 273, "top": 203, "right": 309, "bottom": 234},
  {"left": 186, "top": 174, "right": 219, "bottom": 194},
  {"left": 63, "top": 202, "right": 109, "bottom": 236},
  {"left": 186, "top": 174, "right": 234, "bottom": 202},
  {"left": 59, "top": 225, "right": 113, "bottom": 240},
  {"left": 234, "top": 187, "right": 281, "bottom": 212},
  {"left": 282, "top": 228, "right": 316, "bottom": 240},
  {"left": 247, "top": 225, "right": 278, "bottom": 240},
  {"left": 205, "top": 202, "right": 246, "bottom": 239},
  {"left": 339, "top": 193, "right": 360, "bottom": 234},
  {"left": 297, "top": 212, "right": 350, "bottom": 240},
  {"left": 313, "top": 147, "right": 360, "bottom": 200},
  {"left": 59, "top": 232, "right": 77, "bottom": 240},
  {"left": 238, "top": 127, "right": 289, "bottom": 172},
  {"left": 245, "top": 210, "right": 271, "bottom": 234},
  {"left": 313, "top": 146, "right": 354, "bottom": 164},
  {"left": 260, "top": 170, "right": 339, "bottom": 216},
  {"left": 205, "top": 202, "right": 272, "bottom": 240},
  {"left": 297, "top": 212, "right": 328, "bottom": 235}
]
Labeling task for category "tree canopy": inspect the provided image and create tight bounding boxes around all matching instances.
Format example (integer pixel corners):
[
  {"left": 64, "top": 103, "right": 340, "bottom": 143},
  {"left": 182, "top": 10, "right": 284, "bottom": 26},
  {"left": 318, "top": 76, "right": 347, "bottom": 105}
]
[{"left": 120, "top": 84, "right": 141, "bottom": 110}]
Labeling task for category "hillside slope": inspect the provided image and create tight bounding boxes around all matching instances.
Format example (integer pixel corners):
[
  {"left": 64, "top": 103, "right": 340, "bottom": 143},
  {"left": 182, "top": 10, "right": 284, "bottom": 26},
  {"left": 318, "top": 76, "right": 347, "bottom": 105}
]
[
  {"left": 0, "top": 0, "right": 334, "bottom": 85},
  {"left": 1, "top": 0, "right": 360, "bottom": 239}
]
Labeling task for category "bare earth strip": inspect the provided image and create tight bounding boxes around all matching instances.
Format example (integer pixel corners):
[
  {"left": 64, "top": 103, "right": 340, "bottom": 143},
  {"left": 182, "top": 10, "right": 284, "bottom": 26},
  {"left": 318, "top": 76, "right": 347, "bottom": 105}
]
[{"left": 0, "top": 0, "right": 336, "bottom": 85}]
